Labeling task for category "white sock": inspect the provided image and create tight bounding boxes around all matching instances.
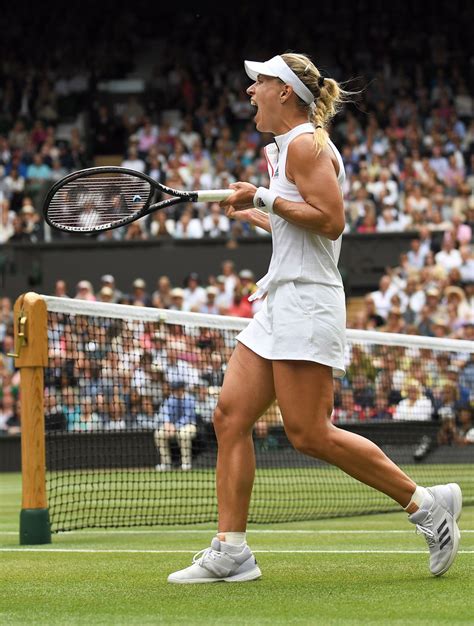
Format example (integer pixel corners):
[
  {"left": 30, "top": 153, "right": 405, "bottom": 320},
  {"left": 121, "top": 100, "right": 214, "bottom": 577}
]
[
  {"left": 217, "top": 531, "right": 246, "bottom": 546},
  {"left": 404, "top": 485, "right": 433, "bottom": 513}
]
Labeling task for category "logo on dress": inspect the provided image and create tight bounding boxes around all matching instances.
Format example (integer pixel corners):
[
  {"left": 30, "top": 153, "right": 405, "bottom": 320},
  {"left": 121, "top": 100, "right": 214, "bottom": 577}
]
[{"left": 273, "top": 165, "right": 279, "bottom": 178}]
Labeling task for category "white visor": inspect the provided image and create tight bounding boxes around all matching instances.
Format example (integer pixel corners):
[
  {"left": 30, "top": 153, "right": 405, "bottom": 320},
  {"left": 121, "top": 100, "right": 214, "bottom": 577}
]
[{"left": 244, "top": 55, "right": 314, "bottom": 105}]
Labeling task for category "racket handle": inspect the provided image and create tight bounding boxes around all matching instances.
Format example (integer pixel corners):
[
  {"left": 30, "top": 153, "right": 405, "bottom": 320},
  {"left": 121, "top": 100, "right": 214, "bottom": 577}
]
[{"left": 196, "top": 189, "right": 234, "bottom": 202}]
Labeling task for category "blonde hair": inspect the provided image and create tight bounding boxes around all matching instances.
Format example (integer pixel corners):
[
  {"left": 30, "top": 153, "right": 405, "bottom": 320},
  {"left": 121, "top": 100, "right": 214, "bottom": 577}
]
[{"left": 281, "top": 52, "right": 351, "bottom": 155}]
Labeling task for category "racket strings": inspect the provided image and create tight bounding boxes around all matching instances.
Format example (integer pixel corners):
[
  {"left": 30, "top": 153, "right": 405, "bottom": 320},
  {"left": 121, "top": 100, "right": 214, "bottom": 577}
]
[{"left": 47, "top": 174, "right": 152, "bottom": 230}]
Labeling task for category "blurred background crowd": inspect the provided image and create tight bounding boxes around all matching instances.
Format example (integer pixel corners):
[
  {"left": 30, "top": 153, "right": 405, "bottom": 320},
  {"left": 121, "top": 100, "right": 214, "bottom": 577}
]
[
  {"left": 1, "top": 4, "right": 473, "bottom": 242},
  {"left": 0, "top": 2, "right": 473, "bottom": 439}
]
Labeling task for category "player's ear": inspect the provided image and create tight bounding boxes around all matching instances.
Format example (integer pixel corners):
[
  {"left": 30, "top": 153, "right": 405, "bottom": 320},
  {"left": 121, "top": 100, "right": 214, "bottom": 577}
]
[{"left": 280, "top": 84, "right": 292, "bottom": 103}]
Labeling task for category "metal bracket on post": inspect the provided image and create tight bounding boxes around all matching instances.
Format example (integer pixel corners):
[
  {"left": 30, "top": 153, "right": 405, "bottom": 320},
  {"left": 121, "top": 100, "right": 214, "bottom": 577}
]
[{"left": 7, "top": 312, "right": 27, "bottom": 358}]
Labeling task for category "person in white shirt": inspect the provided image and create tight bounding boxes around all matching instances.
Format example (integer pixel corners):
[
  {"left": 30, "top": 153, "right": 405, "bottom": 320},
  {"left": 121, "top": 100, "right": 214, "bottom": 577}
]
[
  {"left": 202, "top": 203, "right": 230, "bottom": 237},
  {"left": 367, "top": 168, "right": 399, "bottom": 207},
  {"left": 370, "top": 274, "right": 398, "bottom": 320},
  {"left": 183, "top": 273, "right": 207, "bottom": 311},
  {"left": 459, "top": 245, "right": 474, "bottom": 283},
  {"left": 376, "top": 207, "right": 402, "bottom": 232},
  {"left": 173, "top": 208, "right": 204, "bottom": 239},
  {"left": 435, "top": 237, "right": 462, "bottom": 273},
  {"left": 121, "top": 147, "right": 146, "bottom": 173},
  {"left": 407, "top": 238, "right": 427, "bottom": 270},
  {"left": 393, "top": 380, "right": 433, "bottom": 422},
  {"left": 168, "top": 52, "right": 460, "bottom": 585}
]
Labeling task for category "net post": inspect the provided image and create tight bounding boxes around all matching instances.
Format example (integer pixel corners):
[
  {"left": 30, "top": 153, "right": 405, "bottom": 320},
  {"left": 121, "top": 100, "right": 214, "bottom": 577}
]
[{"left": 11, "top": 292, "right": 51, "bottom": 545}]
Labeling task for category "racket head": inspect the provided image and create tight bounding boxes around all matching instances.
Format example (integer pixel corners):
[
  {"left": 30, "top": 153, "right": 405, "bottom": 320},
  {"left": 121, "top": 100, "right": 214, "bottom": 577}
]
[{"left": 43, "top": 167, "right": 158, "bottom": 234}]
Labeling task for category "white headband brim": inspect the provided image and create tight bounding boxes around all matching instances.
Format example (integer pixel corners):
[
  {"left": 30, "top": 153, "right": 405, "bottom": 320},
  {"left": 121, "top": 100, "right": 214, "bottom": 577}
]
[{"left": 244, "top": 55, "right": 314, "bottom": 105}]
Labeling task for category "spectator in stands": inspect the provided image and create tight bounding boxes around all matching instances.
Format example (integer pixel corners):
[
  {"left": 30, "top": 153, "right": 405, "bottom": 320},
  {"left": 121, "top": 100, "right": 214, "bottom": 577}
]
[
  {"left": 125, "top": 221, "right": 148, "bottom": 241},
  {"left": 407, "top": 238, "right": 427, "bottom": 270},
  {"left": 130, "top": 278, "right": 152, "bottom": 306},
  {"left": 150, "top": 211, "right": 173, "bottom": 239},
  {"left": 169, "top": 288, "right": 186, "bottom": 311},
  {"left": 105, "top": 395, "right": 127, "bottom": 430},
  {"left": 0, "top": 200, "right": 15, "bottom": 243},
  {"left": 228, "top": 286, "right": 253, "bottom": 318},
  {"left": 363, "top": 295, "right": 385, "bottom": 328},
  {"left": 459, "top": 247, "right": 474, "bottom": 284},
  {"left": 173, "top": 207, "right": 204, "bottom": 239},
  {"left": 370, "top": 275, "right": 398, "bottom": 321},
  {"left": 456, "top": 407, "right": 474, "bottom": 445},
  {"left": 202, "top": 203, "right": 230, "bottom": 238},
  {"left": 393, "top": 380, "right": 433, "bottom": 422},
  {"left": 183, "top": 273, "right": 206, "bottom": 312},
  {"left": 199, "top": 287, "right": 220, "bottom": 315},
  {"left": 121, "top": 146, "right": 145, "bottom": 173},
  {"left": 18, "top": 203, "right": 42, "bottom": 242},
  {"left": 0, "top": 389, "right": 19, "bottom": 435},
  {"left": 154, "top": 380, "right": 197, "bottom": 471},
  {"left": 370, "top": 390, "right": 394, "bottom": 421},
  {"left": 436, "top": 411, "right": 457, "bottom": 446},
  {"left": 351, "top": 373, "right": 375, "bottom": 408},
  {"left": 3, "top": 167, "right": 25, "bottom": 213},
  {"left": 99, "top": 275, "right": 123, "bottom": 303},
  {"left": 152, "top": 275, "right": 172, "bottom": 309},
  {"left": 200, "top": 351, "right": 225, "bottom": 387},
  {"left": 332, "top": 388, "right": 366, "bottom": 423},
  {"left": 98, "top": 286, "right": 114, "bottom": 303},
  {"left": 435, "top": 236, "right": 462, "bottom": 273},
  {"left": 74, "top": 280, "right": 96, "bottom": 301},
  {"left": 52, "top": 280, "right": 68, "bottom": 298},
  {"left": 376, "top": 207, "right": 402, "bottom": 232}
]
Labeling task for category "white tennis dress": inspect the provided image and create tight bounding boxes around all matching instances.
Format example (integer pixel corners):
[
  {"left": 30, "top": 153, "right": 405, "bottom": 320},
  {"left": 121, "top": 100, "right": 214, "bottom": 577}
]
[{"left": 236, "top": 122, "right": 346, "bottom": 377}]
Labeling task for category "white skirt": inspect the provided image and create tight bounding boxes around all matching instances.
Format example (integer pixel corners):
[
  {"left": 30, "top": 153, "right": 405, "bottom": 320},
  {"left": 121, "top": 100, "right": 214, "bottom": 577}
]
[{"left": 236, "top": 281, "right": 346, "bottom": 378}]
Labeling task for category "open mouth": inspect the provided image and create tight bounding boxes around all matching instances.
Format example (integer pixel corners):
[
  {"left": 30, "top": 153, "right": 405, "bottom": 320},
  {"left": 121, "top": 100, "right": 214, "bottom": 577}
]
[{"left": 250, "top": 99, "right": 258, "bottom": 118}]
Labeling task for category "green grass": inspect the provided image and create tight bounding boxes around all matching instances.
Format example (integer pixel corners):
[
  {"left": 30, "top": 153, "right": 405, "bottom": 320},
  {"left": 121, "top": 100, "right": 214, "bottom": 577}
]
[{"left": 1, "top": 473, "right": 473, "bottom": 625}]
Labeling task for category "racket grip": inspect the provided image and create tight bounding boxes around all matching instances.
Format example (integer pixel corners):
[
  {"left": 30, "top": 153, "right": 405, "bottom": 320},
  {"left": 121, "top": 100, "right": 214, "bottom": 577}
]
[{"left": 196, "top": 189, "right": 233, "bottom": 202}]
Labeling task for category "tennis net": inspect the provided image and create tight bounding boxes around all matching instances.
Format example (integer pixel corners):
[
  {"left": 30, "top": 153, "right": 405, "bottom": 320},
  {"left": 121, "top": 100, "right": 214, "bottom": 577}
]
[{"left": 41, "top": 296, "right": 474, "bottom": 532}]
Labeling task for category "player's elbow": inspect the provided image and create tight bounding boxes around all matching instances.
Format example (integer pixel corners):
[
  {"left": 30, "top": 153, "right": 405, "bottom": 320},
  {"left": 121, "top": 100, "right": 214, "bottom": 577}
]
[
  {"left": 311, "top": 203, "right": 344, "bottom": 240},
  {"left": 319, "top": 217, "right": 345, "bottom": 240},
  {"left": 326, "top": 221, "right": 345, "bottom": 240}
]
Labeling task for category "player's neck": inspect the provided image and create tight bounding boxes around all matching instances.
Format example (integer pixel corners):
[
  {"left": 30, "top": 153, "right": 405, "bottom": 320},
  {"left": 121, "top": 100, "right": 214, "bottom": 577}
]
[{"left": 272, "top": 113, "right": 311, "bottom": 137}]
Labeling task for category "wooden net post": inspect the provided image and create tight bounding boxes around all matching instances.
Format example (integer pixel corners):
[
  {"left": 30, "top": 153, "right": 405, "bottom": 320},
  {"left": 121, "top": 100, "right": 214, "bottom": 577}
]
[{"left": 9, "top": 292, "right": 51, "bottom": 544}]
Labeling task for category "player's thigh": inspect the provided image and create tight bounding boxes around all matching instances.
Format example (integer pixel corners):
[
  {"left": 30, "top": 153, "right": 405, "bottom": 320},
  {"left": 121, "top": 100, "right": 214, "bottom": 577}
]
[
  {"left": 273, "top": 360, "right": 334, "bottom": 439},
  {"left": 214, "top": 342, "right": 276, "bottom": 434}
]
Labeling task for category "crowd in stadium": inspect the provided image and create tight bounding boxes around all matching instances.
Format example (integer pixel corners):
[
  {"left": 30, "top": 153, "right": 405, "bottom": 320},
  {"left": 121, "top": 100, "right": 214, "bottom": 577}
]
[
  {"left": 0, "top": 5, "right": 473, "bottom": 445},
  {"left": 1, "top": 6, "right": 473, "bottom": 243},
  {"left": 1, "top": 284, "right": 473, "bottom": 448}
]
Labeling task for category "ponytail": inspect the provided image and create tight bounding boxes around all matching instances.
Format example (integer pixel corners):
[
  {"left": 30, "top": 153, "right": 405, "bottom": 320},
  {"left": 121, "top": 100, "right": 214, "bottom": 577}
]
[{"left": 281, "top": 53, "right": 353, "bottom": 155}]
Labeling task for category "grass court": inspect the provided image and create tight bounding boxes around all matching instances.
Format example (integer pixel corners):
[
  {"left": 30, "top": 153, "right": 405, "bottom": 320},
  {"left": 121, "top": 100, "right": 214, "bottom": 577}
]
[{"left": 1, "top": 472, "right": 473, "bottom": 625}]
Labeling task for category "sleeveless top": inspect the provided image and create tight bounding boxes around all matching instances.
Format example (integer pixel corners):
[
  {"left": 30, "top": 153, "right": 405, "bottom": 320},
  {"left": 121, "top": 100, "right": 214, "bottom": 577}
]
[{"left": 250, "top": 122, "right": 346, "bottom": 301}]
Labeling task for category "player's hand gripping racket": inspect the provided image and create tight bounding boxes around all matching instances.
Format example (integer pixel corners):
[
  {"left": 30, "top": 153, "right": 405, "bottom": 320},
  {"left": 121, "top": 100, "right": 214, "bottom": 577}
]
[{"left": 43, "top": 166, "right": 233, "bottom": 234}]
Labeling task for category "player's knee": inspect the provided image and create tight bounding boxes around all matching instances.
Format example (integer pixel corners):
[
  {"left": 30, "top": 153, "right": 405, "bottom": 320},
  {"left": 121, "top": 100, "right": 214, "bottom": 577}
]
[
  {"left": 213, "top": 402, "right": 251, "bottom": 439},
  {"left": 287, "top": 421, "right": 335, "bottom": 459}
]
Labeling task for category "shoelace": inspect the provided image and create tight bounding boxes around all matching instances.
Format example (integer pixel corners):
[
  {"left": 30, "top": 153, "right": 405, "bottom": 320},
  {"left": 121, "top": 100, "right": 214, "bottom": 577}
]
[
  {"left": 415, "top": 517, "right": 436, "bottom": 549},
  {"left": 192, "top": 547, "right": 223, "bottom": 566}
]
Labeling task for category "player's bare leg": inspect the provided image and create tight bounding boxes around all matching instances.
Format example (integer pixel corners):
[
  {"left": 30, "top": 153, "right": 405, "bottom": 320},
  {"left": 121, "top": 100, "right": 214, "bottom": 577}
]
[
  {"left": 168, "top": 342, "right": 275, "bottom": 583},
  {"left": 214, "top": 342, "right": 275, "bottom": 531},
  {"left": 273, "top": 359, "right": 462, "bottom": 576}
]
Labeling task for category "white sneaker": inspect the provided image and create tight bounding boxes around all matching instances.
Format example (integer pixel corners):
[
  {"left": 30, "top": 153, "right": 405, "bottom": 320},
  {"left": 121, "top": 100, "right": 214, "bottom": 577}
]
[
  {"left": 167, "top": 537, "right": 262, "bottom": 584},
  {"left": 409, "top": 483, "right": 462, "bottom": 576},
  {"left": 155, "top": 464, "right": 171, "bottom": 471},
  {"left": 181, "top": 463, "right": 192, "bottom": 471}
]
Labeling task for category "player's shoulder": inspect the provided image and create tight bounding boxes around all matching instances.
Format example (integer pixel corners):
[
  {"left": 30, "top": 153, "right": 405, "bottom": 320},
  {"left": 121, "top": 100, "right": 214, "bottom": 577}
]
[{"left": 287, "top": 133, "right": 333, "bottom": 166}]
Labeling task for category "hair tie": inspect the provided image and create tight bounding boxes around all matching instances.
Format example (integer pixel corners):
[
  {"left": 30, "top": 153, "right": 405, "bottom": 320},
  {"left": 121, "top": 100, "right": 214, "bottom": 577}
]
[
  {"left": 314, "top": 125, "right": 323, "bottom": 129},
  {"left": 318, "top": 76, "right": 325, "bottom": 88}
]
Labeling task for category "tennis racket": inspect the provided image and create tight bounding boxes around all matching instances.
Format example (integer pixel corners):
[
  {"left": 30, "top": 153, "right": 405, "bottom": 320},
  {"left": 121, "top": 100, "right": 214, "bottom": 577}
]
[{"left": 43, "top": 166, "right": 234, "bottom": 234}]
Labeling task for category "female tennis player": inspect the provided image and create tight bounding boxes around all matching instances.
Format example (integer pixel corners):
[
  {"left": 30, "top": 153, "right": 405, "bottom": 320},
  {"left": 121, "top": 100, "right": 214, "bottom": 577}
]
[{"left": 168, "top": 53, "right": 462, "bottom": 583}]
